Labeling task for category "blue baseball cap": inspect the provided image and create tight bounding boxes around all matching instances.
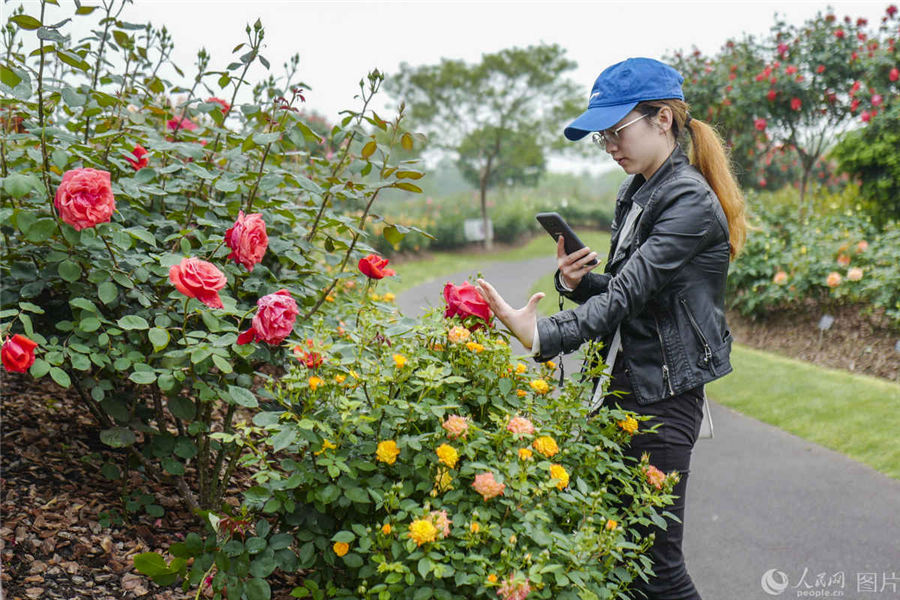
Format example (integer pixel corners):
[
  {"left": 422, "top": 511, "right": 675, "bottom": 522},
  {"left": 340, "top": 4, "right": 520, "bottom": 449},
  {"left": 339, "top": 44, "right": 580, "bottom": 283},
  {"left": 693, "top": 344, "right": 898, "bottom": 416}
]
[{"left": 564, "top": 57, "right": 685, "bottom": 141}]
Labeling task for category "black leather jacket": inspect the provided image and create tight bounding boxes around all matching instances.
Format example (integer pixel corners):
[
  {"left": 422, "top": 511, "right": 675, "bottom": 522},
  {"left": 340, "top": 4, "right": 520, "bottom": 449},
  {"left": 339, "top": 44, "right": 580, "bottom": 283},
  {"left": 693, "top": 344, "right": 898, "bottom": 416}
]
[{"left": 536, "top": 145, "right": 734, "bottom": 405}]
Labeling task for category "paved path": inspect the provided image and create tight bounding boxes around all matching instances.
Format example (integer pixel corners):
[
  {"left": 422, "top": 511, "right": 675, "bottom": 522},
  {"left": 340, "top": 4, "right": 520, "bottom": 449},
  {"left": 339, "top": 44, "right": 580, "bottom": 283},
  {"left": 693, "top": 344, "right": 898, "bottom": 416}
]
[{"left": 398, "top": 257, "right": 900, "bottom": 600}]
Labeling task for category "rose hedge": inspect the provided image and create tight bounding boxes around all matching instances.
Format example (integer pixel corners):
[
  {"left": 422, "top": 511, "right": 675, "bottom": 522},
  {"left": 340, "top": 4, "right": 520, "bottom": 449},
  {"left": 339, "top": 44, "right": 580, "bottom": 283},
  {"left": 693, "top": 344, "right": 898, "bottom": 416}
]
[
  {"left": 0, "top": 3, "right": 427, "bottom": 516},
  {"left": 726, "top": 194, "right": 900, "bottom": 328},
  {"left": 137, "top": 283, "right": 683, "bottom": 600}
]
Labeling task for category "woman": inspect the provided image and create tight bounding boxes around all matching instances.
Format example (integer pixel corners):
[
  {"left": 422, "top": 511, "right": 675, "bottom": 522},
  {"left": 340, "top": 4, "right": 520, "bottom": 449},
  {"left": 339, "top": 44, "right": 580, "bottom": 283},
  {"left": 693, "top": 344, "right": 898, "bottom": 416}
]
[{"left": 476, "top": 57, "right": 747, "bottom": 599}]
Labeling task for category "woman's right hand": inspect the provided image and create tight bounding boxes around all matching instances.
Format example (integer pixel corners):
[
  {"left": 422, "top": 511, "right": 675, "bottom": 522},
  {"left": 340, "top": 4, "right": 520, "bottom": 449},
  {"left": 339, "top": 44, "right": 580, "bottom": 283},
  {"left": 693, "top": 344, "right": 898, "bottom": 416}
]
[{"left": 557, "top": 235, "right": 600, "bottom": 289}]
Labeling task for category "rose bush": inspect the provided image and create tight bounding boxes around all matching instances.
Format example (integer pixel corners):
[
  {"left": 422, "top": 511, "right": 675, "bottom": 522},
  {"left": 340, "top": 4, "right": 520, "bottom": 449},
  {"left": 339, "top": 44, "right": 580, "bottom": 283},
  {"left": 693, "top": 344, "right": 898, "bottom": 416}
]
[
  {"left": 137, "top": 283, "right": 683, "bottom": 599},
  {"left": 0, "top": 0, "right": 428, "bottom": 525}
]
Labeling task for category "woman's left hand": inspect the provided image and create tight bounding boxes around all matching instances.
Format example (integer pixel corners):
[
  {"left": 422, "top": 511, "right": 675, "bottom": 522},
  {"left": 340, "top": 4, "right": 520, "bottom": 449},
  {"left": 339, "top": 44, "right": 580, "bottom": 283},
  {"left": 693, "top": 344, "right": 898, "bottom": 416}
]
[{"left": 476, "top": 278, "right": 544, "bottom": 350}]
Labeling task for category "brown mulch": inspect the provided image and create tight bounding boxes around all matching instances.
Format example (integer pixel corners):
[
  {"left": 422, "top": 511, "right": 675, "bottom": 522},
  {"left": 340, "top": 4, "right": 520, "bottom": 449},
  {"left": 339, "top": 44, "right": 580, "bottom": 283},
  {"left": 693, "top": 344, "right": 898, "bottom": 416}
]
[
  {"left": 726, "top": 302, "right": 900, "bottom": 382},
  {"left": 1, "top": 301, "right": 897, "bottom": 599},
  {"left": 0, "top": 374, "right": 302, "bottom": 600}
]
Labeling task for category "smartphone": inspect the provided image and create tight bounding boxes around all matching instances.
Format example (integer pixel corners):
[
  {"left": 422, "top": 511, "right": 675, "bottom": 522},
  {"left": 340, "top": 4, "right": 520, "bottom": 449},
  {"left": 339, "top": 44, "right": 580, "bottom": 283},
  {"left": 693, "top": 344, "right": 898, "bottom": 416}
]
[{"left": 536, "top": 212, "right": 598, "bottom": 265}]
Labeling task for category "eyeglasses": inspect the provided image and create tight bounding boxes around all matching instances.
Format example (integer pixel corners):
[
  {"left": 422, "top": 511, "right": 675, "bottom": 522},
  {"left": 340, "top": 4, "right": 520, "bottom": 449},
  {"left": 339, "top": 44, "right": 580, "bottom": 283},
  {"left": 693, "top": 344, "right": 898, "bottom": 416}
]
[{"left": 591, "top": 113, "right": 649, "bottom": 150}]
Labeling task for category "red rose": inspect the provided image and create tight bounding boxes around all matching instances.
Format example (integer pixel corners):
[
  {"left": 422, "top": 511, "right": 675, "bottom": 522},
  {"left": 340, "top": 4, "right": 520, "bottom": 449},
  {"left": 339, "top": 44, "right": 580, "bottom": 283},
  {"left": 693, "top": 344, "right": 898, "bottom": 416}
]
[
  {"left": 754, "top": 118, "right": 767, "bottom": 131},
  {"left": 835, "top": 29, "right": 845, "bottom": 39},
  {"left": 888, "top": 4, "right": 898, "bottom": 17},
  {"left": 872, "top": 94, "right": 883, "bottom": 107},
  {"left": 167, "top": 116, "right": 197, "bottom": 132},
  {"left": 758, "top": 178, "right": 767, "bottom": 187},
  {"left": 225, "top": 211, "right": 268, "bottom": 271},
  {"left": 237, "top": 289, "right": 299, "bottom": 345},
  {"left": 358, "top": 254, "right": 396, "bottom": 279},
  {"left": 785, "top": 65, "right": 797, "bottom": 75},
  {"left": 790, "top": 97, "right": 802, "bottom": 111},
  {"left": 207, "top": 97, "right": 231, "bottom": 114},
  {"left": 767, "top": 89, "right": 778, "bottom": 102},
  {"left": 54, "top": 168, "right": 116, "bottom": 231},
  {"left": 851, "top": 98, "right": 860, "bottom": 112},
  {"left": 1, "top": 334, "right": 38, "bottom": 373},
  {"left": 169, "top": 257, "right": 227, "bottom": 309},
  {"left": 890, "top": 68, "right": 899, "bottom": 82},
  {"left": 443, "top": 281, "right": 492, "bottom": 328},
  {"left": 125, "top": 145, "right": 149, "bottom": 170},
  {"left": 777, "top": 43, "right": 789, "bottom": 56}
]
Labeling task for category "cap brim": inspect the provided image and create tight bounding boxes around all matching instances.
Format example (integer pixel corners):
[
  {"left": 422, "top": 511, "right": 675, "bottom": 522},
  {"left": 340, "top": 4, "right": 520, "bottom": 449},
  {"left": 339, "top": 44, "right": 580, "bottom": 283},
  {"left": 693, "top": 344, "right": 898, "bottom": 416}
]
[{"left": 564, "top": 102, "right": 638, "bottom": 141}]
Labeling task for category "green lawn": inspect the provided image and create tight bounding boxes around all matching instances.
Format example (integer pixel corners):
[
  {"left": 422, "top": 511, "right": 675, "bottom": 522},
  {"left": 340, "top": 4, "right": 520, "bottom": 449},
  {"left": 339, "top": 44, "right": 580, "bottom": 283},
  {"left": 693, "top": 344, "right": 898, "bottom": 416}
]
[{"left": 529, "top": 263, "right": 900, "bottom": 481}]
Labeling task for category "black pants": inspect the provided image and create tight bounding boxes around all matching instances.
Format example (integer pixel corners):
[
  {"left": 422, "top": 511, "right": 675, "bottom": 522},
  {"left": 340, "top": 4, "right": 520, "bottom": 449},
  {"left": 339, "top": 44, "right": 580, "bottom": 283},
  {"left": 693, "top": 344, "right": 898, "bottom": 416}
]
[{"left": 607, "top": 354, "right": 704, "bottom": 600}]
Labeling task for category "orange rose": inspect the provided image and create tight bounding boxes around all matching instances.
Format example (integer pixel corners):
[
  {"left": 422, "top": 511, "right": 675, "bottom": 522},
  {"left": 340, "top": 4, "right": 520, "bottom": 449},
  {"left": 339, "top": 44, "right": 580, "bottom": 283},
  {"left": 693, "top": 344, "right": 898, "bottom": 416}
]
[{"left": 826, "top": 272, "right": 842, "bottom": 288}]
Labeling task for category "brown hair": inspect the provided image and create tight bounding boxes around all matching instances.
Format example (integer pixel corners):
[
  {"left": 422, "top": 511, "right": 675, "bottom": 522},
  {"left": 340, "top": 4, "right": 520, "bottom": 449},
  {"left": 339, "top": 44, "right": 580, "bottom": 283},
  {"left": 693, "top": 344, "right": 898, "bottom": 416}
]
[{"left": 637, "top": 100, "right": 748, "bottom": 260}]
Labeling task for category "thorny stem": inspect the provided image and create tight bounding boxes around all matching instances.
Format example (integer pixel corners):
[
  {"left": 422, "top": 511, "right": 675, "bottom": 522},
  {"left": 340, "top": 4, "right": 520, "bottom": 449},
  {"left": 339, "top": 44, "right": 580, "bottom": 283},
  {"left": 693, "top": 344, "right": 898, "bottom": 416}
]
[{"left": 81, "top": 0, "right": 126, "bottom": 144}]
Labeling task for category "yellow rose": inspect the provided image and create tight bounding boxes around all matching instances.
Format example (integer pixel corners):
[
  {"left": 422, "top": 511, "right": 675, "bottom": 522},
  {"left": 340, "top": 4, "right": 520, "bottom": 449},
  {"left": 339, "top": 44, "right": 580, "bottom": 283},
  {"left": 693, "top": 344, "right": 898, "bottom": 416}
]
[
  {"left": 334, "top": 374, "right": 346, "bottom": 384},
  {"left": 518, "top": 447, "right": 533, "bottom": 461},
  {"left": 549, "top": 464, "right": 569, "bottom": 490},
  {"left": 308, "top": 376, "right": 324, "bottom": 391},
  {"left": 333, "top": 541, "right": 349, "bottom": 557},
  {"left": 529, "top": 379, "right": 549, "bottom": 394},
  {"left": 470, "top": 522, "right": 480, "bottom": 534},
  {"left": 488, "top": 574, "right": 498, "bottom": 583},
  {"left": 434, "top": 468, "right": 454, "bottom": 494},
  {"left": 448, "top": 326, "right": 471, "bottom": 344},
  {"left": 314, "top": 439, "right": 337, "bottom": 456},
  {"left": 618, "top": 416, "right": 638, "bottom": 435},
  {"left": 605, "top": 519, "right": 618, "bottom": 531},
  {"left": 376, "top": 440, "right": 400, "bottom": 465},
  {"left": 516, "top": 389, "right": 527, "bottom": 397},
  {"left": 533, "top": 436, "right": 559, "bottom": 458},
  {"left": 393, "top": 354, "right": 408, "bottom": 368},
  {"left": 383, "top": 292, "right": 395, "bottom": 302},
  {"left": 408, "top": 518, "right": 438, "bottom": 546},
  {"left": 381, "top": 523, "right": 392, "bottom": 535},
  {"left": 515, "top": 362, "right": 527, "bottom": 374},
  {"left": 325, "top": 294, "right": 335, "bottom": 303},
  {"left": 465, "top": 341, "right": 485, "bottom": 353},
  {"left": 544, "top": 360, "right": 556, "bottom": 369},
  {"left": 436, "top": 443, "right": 459, "bottom": 469}
]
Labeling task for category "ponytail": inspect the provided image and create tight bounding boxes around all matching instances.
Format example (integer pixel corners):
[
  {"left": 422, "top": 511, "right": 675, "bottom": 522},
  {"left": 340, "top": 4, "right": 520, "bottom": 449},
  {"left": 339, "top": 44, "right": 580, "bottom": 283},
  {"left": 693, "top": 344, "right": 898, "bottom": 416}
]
[{"left": 639, "top": 100, "right": 748, "bottom": 260}]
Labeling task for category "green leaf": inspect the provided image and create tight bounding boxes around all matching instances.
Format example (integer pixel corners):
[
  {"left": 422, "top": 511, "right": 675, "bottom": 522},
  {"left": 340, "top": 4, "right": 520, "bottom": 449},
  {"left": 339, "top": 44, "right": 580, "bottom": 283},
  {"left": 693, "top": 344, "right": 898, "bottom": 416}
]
[
  {"left": 148, "top": 327, "right": 169, "bottom": 352},
  {"left": 245, "top": 537, "right": 267, "bottom": 554},
  {"left": 98, "top": 282, "right": 118, "bottom": 304},
  {"left": 212, "top": 354, "right": 232, "bottom": 373},
  {"left": 61, "top": 86, "right": 87, "bottom": 107},
  {"left": 30, "top": 358, "right": 51, "bottom": 378},
  {"left": 161, "top": 458, "right": 185, "bottom": 475},
  {"left": 383, "top": 225, "right": 404, "bottom": 246},
  {"left": 268, "top": 533, "right": 292, "bottom": 550},
  {"left": 49, "top": 367, "right": 71, "bottom": 387},
  {"left": 393, "top": 182, "right": 423, "bottom": 193},
  {"left": 100, "top": 427, "right": 136, "bottom": 448},
  {"left": 56, "top": 49, "right": 91, "bottom": 72},
  {"left": 18, "top": 302, "right": 44, "bottom": 314},
  {"left": 245, "top": 578, "right": 271, "bottom": 600},
  {"left": 127, "top": 227, "right": 157, "bottom": 247},
  {"left": 79, "top": 317, "right": 101, "bottom": 332},
  {"left": 345, "top": 487, "right": 369, "bottom": 504},
  {"left": 227, "top": 385, "right": 258, "bottom": 408},
  {"left": 4, "top": 174, "right": 34, "bottom": 199},
  {"left": 168, "top": 396, "right": 195, "bottom": 421},
  {"left": 418, "top": 557, "right": 432, "bottom": 579},
  {"left": 24, "top": 218, "right": 58, "bottom": 243},
  {"left": 134, "top": 553, "right": 170, "bottom": 576},
  {"left": 118, "top": 315, "right": 149, "bottom": 330},
  {"left": 361, "top": 140, "right": 377, "bottom": 159},
  {"left": 253, "top": 132, "right": 281, "bottom": 145},
  {"left": 343, "top": 553, "right": 363, "bottom": 568},
  {"left": 0, "top": 65, "right": 22, "bottom": 88},
  {"left": 58, "top": 259, "right": 82, "bottom": 282},
  {"left": 331, "top": 531, "right": 355, "bottom": 543},
  {"left": 129, "top": 370, "right": 156, "bottom": 384},
  {"left": 10, "top": 14, "right": 42, "bottom": 30}
]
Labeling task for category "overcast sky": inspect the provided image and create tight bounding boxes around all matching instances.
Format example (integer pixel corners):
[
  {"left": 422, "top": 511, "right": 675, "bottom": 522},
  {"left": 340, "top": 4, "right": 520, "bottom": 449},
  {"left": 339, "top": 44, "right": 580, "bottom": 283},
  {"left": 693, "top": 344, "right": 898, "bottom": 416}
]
[{"left": 6, "top": 1, "right": 893, "bottom": 172}]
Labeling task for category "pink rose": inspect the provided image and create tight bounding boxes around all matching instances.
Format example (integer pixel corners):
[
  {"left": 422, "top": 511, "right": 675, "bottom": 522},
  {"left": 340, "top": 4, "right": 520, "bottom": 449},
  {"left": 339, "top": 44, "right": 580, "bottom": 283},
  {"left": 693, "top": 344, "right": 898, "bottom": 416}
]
[
  {"left": 754, "top": 118, "right": 767, "bottom": 132},
  {"left": 442, "top": 414, "right": 469, "bottom": 440},
  {"left": 125, "top": 145, "right": 149, "bottom": 170},
  {"left": 2, "top": 334, "right": 38, "bottom": 373},
  {"left": 471, "top": 472, "right": 505, "bottom": 501},
  {"left": 644, "top": 464, "right": 666, "bottom": 490},
  {"left": 54, "top": 168, "right": 116, "bottom": 231},
  {"left": 237, "top": 289, "right": 298, "bottom": 345},
  {"left": 167, "top": 116, "right": 197, "bottom": 133},
  {"left": 847, "top": 267, "right": 863, "bottom": 282},
  {"left": 443, "top": 281, "right": 492, "bottom": 329},
  {"left": 169, "top": 257, "right": 227, "bottom": 309},
  {"left": 506, "top": 416, "right": 535, "bottom": 435},
  {"left": 225, "top": 211, "right": 269, "bottom": 271}
]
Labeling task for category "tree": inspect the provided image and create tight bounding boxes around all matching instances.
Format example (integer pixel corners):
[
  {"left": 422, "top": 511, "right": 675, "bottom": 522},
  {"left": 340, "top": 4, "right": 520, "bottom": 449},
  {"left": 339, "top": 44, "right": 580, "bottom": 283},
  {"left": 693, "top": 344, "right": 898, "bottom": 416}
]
[
  {"left": 667, "top": 4, "right": 899, "bottom": 219},
  {"left": 386, "top": 43, "right": 583, "bottom": 248}
]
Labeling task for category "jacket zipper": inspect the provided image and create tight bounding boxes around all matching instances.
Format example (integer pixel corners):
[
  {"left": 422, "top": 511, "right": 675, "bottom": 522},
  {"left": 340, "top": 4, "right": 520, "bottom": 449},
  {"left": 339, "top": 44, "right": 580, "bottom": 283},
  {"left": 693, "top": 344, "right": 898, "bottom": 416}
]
[
  {"left": 679, "top": 297, "right": 713, "bottom": 370},
  {"left": 653, "top": 313, "right": 675, "bottom": 396}
]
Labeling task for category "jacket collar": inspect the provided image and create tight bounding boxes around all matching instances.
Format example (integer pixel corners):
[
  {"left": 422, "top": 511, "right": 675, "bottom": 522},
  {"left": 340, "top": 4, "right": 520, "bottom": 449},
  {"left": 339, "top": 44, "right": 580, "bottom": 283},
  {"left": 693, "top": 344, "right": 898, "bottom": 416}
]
[{"left": 623, "top": 144, "right": 690, "bottom": 208}]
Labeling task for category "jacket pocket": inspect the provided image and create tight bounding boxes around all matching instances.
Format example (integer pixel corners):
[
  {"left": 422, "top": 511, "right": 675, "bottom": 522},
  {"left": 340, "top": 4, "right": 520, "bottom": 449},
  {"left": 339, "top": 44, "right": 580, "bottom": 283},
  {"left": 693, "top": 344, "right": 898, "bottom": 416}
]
[{"left": 679, "top": 297, "right": 715, "bottom": 375}]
